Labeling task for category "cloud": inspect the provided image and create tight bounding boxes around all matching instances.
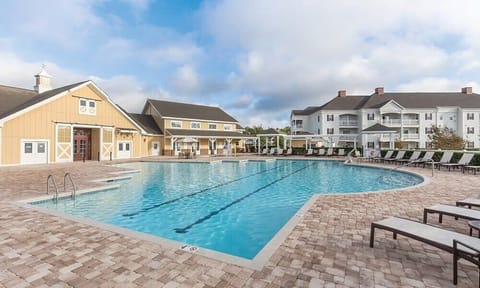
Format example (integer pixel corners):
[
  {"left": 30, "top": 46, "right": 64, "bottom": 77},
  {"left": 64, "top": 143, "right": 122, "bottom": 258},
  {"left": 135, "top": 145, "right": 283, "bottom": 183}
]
[{"left": 201, "top": 0, "right": 480, "bottom": 124}]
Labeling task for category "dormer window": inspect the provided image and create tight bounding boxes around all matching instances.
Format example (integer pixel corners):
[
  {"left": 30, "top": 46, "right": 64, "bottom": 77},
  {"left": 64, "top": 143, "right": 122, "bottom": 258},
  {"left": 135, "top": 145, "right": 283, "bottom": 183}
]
[
  {"left": 79, "top": 98, "right": 96, "bottom": 115},
  {"left": 191, "top": 122, "right": 201, "bottom": 129},
  {"left": 171, "top": 120, "right": 182, "bottom": 128}
]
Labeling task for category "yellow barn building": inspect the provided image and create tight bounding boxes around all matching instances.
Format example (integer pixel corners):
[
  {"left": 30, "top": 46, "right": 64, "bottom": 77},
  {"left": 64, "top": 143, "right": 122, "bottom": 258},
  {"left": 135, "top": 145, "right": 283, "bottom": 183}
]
[{"left": 0, "top": 69, "right": 245, "bottom": 165}]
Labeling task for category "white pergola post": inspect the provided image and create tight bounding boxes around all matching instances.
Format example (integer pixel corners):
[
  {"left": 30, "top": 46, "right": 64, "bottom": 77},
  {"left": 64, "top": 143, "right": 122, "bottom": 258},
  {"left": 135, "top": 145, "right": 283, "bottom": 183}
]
[
  {"left": 276, "top": 136, "right": 279, "bottom": 149},
  {"left": 209, "top": 138, "right": 216, "bottom": 155}
]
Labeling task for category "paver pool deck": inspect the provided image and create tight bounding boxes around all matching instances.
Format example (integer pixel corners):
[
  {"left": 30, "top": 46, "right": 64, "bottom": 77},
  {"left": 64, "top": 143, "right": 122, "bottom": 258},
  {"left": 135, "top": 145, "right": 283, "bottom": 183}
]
[{"left": 0, "top": 156, "right": 479, "bottom": 287}]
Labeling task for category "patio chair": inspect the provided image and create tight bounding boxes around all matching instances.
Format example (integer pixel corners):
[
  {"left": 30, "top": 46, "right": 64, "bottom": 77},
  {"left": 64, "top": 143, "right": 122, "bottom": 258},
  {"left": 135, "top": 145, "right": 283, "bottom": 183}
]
[
  {"left": 260, "top": 148, "right": 268, "bottom": 156},
  {"left": 283, "top": 148, "right": 292, "bottom": 156},
  {"left": 305, "top": 149, "right": 313, "bottom": 156},
  {"left": 384, "top": 150, "right": 405, "bottom": 164},
  {"left": 370, "top": 216, "right": 480, "bottom": 285},
  {"left": 373, "top": 150, "right": 394, "bottom": 163},
  {"left": 267, "top": 147, "right": 276, "bottom": 156},
  {"left": 326, "top": 148, "right": 334, "bottom": 157},
  {"left": 275, "top": 148, "right": 283, "bottom": 155},
  {"left": 463, "top": 166, "right": 480, "bottom": 175},
  {"left": 423, "top": 204, "right": 480, "bottom": 225},
  {"left": 317, "top": 148, "right": 326, "bottom": 156},
  {"left": 414, "top": 151, "right": 435, "bottom": 167},
  {"left": 439, "top": 153, "right": 474, "bottom": 172},
  {"left": 395, "top": 150, "right": 421, "bottom": 165},
  {"left": 425, "top": 150, "right": 454, "bottom": 169},
  {"left": 337, "top": 149, "right": 345, "bottom": 157},
  {"left": 457, "top": 198, "right": 480, "bottom": 209}
]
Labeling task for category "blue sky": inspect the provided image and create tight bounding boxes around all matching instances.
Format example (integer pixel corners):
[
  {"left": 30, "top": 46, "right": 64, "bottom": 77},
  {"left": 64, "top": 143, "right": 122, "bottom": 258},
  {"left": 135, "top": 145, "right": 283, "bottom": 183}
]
[{"left": 1, "top": 0, "right": 480, "bottom": 127}]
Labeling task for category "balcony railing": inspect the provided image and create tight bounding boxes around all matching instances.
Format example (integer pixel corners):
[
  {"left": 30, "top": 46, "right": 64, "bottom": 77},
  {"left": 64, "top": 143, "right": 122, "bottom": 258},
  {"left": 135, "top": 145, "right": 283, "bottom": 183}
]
[
  {"left": 379, "top": 134, "right": 400, "bottom": 142},
  {"left": 381, "top": 119, "right": 401, "bottom": 126},
  {"left": 339, "top": 120, "right": 358, "bottom": 126},
  {"left": 381, "top": 119, "right": 419, "bottom": 126},
  {"left": 402, "top": 134, "right": 420, "bottom": 140},
  {"left": 338, "top": 135, "right": 357, "bottom": 141}
]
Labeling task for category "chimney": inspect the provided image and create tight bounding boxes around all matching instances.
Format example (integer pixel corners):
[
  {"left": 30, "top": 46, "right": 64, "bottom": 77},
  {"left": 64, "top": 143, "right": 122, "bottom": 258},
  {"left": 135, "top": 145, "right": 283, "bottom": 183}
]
[
  {"left": 461, "top": 87, "right": 473, "bottom": 95},
  {"left": 338, "top": 90, "right": 347, "bottom": 97},
  {"left": 374, "top": 87, "right": 384, "bottom": 95},
  {"left": 34, "top": 65, "right": 52, "bottom": 93}
]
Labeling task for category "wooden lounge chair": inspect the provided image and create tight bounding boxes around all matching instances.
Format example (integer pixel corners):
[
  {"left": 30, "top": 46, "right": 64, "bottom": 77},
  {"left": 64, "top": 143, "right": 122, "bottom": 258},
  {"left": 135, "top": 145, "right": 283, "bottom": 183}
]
[
  {"left": 440, "top": 153, "right": 474, "bottom": 172},
  {"left": 384, "top": 150, "right": 405, "bottom": 164},
  {"left": 423, "top": 204, "right": 480, "bottom": 225},
  {"left": 370, "top": 216, "right": 480, "bottom": 285},
  {"left": 456, "top": 198, "right": 480, "bottom": 209},
  {"left": 425, "top": 150, "right": 454, "bottom": 169},
  {"left": 373, "top": 150, "right": 394, "bottom": 163},
  {"left": 395, "top": 150, "right": 421, "bottom": 165}
]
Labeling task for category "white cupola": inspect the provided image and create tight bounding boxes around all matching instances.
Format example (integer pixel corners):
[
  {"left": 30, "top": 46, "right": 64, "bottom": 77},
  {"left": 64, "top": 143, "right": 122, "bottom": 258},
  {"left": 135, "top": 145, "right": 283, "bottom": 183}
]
[{"left": 34, "top": 65, "right": 52, "bottom": 93}]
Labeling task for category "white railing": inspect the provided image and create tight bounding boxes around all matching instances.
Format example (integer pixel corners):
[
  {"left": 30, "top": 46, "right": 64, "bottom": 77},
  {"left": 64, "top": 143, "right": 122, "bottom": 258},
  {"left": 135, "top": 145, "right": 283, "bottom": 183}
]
[
  {"left": 380, "top": 135, "right": 400, "bottom": 142},
  {"left": 381, "top": 119, "right": 402, "bottom": 125},
  {"left": 402, "top": 134, "right": 420, "bottom": 140},
  {"left": 402, "top": 119, "right": 419, "bottom": 125},
  {"left": 339, "top": 135, "right": 356, "bottom": 141},
  {"left": 339, "top": 120, "right": 358, "bottom": 126}
]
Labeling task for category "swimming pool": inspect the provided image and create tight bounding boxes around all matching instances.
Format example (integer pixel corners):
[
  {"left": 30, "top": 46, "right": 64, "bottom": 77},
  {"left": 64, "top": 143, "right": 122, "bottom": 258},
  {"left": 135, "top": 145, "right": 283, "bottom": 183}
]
[{"left": 32, "top": 160, "right": 422, "bottom": 260}]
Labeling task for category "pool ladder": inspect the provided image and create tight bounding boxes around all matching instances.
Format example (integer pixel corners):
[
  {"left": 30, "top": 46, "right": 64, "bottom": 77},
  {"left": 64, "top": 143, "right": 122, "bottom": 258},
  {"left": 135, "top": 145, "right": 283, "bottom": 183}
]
[{"left": 47, "top": 173, "right": 77, "bottom": 202}]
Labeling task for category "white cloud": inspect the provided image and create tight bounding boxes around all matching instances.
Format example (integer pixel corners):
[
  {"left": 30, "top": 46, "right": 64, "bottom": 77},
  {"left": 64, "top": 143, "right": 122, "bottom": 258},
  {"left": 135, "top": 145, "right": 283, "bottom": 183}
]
[{"left": 170, "top": 64, "right": 200, "bottom": 95}]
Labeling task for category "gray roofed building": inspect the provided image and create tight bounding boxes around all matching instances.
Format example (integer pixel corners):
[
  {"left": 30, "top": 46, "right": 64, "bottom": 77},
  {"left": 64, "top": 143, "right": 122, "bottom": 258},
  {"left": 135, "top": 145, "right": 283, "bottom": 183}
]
[
  {"left": 320, "top": 95, "right": 370, "bottom": 110},
  {"left": 146, "top": 99, "right": 238, "bottom": 122},
  {"left": 128, "top": 113, "right": 163, "bottom": 135},
  {"left": 0, "top": 81, "right": 89, "bottom": 119},
  {"left": 165, "top": 129, "right": 243, "bottom": 138},
  {"left": 361, "top": 92, "right": 480, "bottom": 109}
]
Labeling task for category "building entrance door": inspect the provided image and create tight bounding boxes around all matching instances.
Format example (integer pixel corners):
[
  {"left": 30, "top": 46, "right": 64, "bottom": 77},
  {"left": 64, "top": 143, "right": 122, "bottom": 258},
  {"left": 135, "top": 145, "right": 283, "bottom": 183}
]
[{"left": 73, "top": 128, "right": 92, "bottom": 161}]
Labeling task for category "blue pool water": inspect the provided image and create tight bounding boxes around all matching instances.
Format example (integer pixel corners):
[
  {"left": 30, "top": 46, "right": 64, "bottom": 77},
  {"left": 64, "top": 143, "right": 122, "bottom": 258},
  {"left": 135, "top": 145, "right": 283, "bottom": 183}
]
[{"left": 33, "top": 160, "right": 422, "bottom": 259}]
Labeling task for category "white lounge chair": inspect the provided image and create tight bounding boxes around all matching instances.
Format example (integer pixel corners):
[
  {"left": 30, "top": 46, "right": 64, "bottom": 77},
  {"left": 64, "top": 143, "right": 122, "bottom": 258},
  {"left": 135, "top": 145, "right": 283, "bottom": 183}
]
[
  {"left": 425, "top": 150, "right": 454, "bottom": 169},
  {"left": 337, "top": 149, "right": 345, "bottom": 157},
  {"left": 414, "top": 151, "right": 435, "bottom": 167},
  {"left": 317, "top": 148, "right": 326, "bottom": 156},
  {"left": 305, "top": 149, "right": 313, "bottom": 156},
  {"left": 267, "top": 147, "right": 276, "bottom": 156},
  {"left": 370, "top": 216, "right": 480, "bottom": 285},
  {"left": 373, "top": 150, "right": 394, "bottom": 163},
  {"left": 326, "top": 148, "right": 334, "bottom": 157},
  {"left": 440, "top": 153, "right": 474, "bottom": 171},
  {"left": 275, "top": 148, "right": 283, "bottom": 155},
  {"left": 384, "top": 150, "right": 405, "bottom": 164},
  {"left": 283, "top": 148, "right": 292, "bottom": 156},
  {"left": 260, "top": 148, "right": 268, "bottom": 155},
  {"left": 395, "top": 150, "right": 421, "bottom": 165}
]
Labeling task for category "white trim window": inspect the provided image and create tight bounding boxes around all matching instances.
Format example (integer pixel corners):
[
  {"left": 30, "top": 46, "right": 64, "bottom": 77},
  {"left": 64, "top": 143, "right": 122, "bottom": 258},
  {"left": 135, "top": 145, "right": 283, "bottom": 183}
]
[
  {"left": 208, "top": 123, "right": 217, "bottom": 130},
  {"left": 425, "top": 113, "right": 433, "bottom": 120},
  {"left": 171, "top": 120, "right": 182, "bottom": 128},
  {"left": 191, "top": 122, "right": 201, "bottom": 129},
  {"left": 367, "top": 113, "right": 375, "bottom": 120},
  {"left": 224, "top": 124, "right": 232, "bottom": 131},
  {"left": 467, "top": 127, "right": 475, "bottom": 134},
  {"left": 79, "top": 99, "right": 96, "bottom": 115},
  {"left": 467, "top": 113, "right": 475, "bottom": 120}
]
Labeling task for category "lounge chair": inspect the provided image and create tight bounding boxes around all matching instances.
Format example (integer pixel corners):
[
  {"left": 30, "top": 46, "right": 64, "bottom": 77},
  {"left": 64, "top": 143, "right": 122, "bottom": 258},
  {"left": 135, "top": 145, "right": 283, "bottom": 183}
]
[
  {"left": 370, "top": 216, "right": 480, "bottom": 285},
  {"left": 457, "top": 198, "right": 480, "bottom": 209},
  {"left": 425, "top": 150, "right": 454, "bottom": 169},
  {"left": 414, "top": 151, "right": 435, "bottom": 167},
  {"left": 423, "top": 204, "right": 480, "bottom": 225},
  {"left": 440, "top": 153, "right": 474, "bottom": 172},
  {"left": 463, "top": 166, "right": 480, "bottom": 175},
  {"left": 337, "top": 149, "right": 345, "bottom": 157},
  {"left": 395, "top": 150, "right": 421, "bottom": 165},
  {"left": 283, "top": 148, "right": 292, "bottom": 156},
  {"left": 305, "top": 149, "right": 313, "bottom": 156},
  {"left": 267, "top": 148, "right": 276, "bottom": 156},
  {"left": 325, "top": 148, "right": 334, "bottom": 157},
  {"left": 373, "top": 150, "right": 394, "bottom": 163},
  {"left": 317, "top": 148, "right": 326, "bottom": 156},
  {"left": 384, "top": 150, "right": 405, "bottom": 164},
  {"left": 275, "top": 148, "right": 283, "bottom": 155},
  {"left": 260, "top": 148, "right": 268, "bottom": 156}
]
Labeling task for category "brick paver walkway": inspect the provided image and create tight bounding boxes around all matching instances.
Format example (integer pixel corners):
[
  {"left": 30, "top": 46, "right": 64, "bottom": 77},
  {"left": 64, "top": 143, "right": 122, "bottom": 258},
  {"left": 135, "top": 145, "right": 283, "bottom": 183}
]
[{"left": 0, "top": 157, "right": 479, "bottom": 287}]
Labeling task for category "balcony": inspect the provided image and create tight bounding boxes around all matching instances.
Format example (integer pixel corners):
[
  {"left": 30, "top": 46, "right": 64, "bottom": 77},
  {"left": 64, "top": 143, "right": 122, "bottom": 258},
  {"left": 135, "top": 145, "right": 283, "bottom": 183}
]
[
  {"left": 402, "top": 134, "right": 420, "bottom": 140},
  {"left": 381, "top": 119, "right": 401, "bottom": 126},
  {"left": 338, "top": 135, "right": 357, "bottom": 141},
  {"left": 339, "top": 120, "right": 358, "bottom": 127},
  {"left": 379, "top": 134, "right": 400, "bottom": 142}
]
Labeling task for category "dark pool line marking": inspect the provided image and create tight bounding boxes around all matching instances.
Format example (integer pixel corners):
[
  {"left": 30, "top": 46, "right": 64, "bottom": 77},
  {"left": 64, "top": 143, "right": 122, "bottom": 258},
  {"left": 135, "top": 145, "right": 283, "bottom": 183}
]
[
  {"left": 122, "top": 163, "right": 282, "bottom": 217},
  {"left": 173, "top": 163, "right": 314, "bottom": 234}
]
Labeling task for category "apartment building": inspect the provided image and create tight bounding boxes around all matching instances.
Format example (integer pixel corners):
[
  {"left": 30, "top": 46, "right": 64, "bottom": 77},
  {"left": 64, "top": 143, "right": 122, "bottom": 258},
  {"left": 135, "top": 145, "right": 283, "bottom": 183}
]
[{"left": 291, "top": 87, "right": 480, "bottom": 149}]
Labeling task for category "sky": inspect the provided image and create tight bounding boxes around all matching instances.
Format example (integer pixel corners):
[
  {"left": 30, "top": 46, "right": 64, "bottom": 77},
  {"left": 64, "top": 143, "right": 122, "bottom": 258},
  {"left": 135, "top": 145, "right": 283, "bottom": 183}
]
[{"left": 1, "top": 0, "right": 480, "bottom": 128}]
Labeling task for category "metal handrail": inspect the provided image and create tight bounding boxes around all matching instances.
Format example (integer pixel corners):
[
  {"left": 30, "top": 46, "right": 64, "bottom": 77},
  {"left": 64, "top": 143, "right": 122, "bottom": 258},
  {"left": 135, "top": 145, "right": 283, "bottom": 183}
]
[
  {"left": 63, "top": 173, "right": 77, "bottom": 199},
  {"left": 46, "top": 174, "right": 59, "bottom": 202}
]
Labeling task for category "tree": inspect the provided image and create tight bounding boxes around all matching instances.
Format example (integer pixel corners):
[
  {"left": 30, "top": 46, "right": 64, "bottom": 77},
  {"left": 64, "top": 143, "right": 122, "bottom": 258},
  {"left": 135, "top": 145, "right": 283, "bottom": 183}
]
[{"left": 428, "top": 126, "right": 465, "bottom": 149}]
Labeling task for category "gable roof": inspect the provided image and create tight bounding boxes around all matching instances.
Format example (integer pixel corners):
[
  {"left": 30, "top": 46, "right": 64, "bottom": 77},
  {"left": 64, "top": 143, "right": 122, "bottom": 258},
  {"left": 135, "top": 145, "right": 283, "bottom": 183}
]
[
  {"left": 320, "top": 95, "right": 370, "bottom": 110},
  {"left": 0, "top": 81, "right": 88, "bottom": 119},
  {"left": 128, "top": 113, "right": 163, "bottom": 135},
  {"left": 362, "top": 92, "right": 480, "bottom": 109},
  {"left": 362, "top": 123, "right": 399, "bottom": 133},
  {"left": 146, "top": 99, "right": 238, "bottom": 123},
  {"left": 292, "top": 106, "right": 323, "bottom": 115}
]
